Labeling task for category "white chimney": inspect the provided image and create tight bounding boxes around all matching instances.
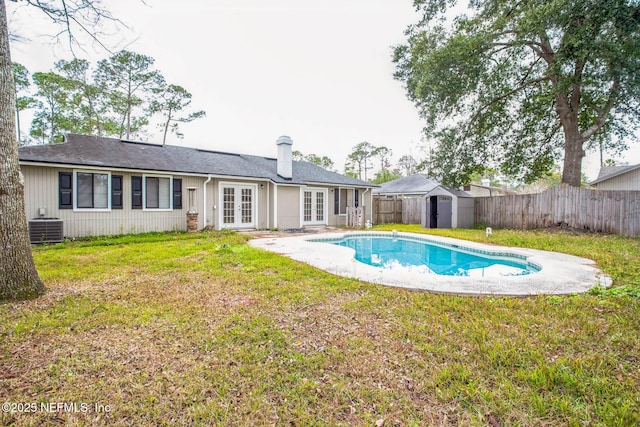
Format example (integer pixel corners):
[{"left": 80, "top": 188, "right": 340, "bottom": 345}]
[
  {"left": 481, "top": 178, "right": 491, "bottom": 187},
  {"left": 276, "top": 135, "right": 293, "bottom": 179}
]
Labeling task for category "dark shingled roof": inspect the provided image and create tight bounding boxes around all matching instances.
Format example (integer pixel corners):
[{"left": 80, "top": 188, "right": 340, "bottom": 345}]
[
  {"left": 373, "top": 173, "right": 440, "bottom": 194},
  {"left": 373, "top": 173, "right": 472, "bottom": 197},
  {"left": 19, "top": 134, "right": 376, "bottom": 188}
]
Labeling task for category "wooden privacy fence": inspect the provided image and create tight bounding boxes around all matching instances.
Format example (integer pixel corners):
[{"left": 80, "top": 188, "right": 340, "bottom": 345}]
[
  {"left": 474, "top": 185, "right": 640, "bottom": 236},
  {"left": 402, "top": 197, "right": 422, "bottom": 224},
  {"left": 373, "top": 197, "right": 402, "bottom": 224},
  {"left": 373, "top": 196, "right": 422, "bottom": 225}
]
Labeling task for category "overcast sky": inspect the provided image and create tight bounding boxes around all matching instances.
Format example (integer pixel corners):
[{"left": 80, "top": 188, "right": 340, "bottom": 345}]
[{"left": 8, "top": 0, "right": 637, "bottom": 180}]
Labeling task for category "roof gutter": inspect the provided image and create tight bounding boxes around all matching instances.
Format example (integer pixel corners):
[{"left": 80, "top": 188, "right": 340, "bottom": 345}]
[{"left": 305, "top": 180, "right": 379, "bottom": 188}]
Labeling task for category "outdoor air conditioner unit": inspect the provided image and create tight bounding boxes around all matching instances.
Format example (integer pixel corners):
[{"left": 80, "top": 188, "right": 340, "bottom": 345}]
[{"left": 28, "top": 218, "right": 64, "bottom": 244}]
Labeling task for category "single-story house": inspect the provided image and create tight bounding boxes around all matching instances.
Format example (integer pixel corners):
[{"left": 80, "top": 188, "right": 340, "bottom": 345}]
[
  {"left": 18, "top": 133, "right": 377, "bottom": 239},
  {"left": 589, "top": 164, "right": 640, "bottom": 190},
  {"left": 372, "top": 174, "right": 474, "bottom": 228}
]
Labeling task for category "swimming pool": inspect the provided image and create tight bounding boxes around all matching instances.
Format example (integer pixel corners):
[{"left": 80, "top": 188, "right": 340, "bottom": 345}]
[
  {"left": 249, "top": 231, "right": 611, "bottom": 295},
  {"left": 328, "top": 235, "right": 540, "bottom": 277}
]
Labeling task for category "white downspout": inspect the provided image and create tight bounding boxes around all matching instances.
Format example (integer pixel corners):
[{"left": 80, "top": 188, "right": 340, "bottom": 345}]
[
  {"left": 273, "top": 183, "right": 278, "bottom": 229},
  {"left": 363, "top": 188, "right": 371, "bottom": 225},
  {"left": 298, "top": 187, "right": 304, "bottom": 229},
  {"left": 266, "top": 182, "right": 270, "bottom": 229},
  {"left": 203, "top": 175, "right": 213, "bottom": 229}
]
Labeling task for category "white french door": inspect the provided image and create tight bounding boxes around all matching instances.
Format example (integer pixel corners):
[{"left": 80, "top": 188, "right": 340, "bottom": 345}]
[
  {"left": 302, "top": 188, "right": 327, "bottom": 226},
  {"left": 220, "top": 183, "right": 256, "bottom": 228}
]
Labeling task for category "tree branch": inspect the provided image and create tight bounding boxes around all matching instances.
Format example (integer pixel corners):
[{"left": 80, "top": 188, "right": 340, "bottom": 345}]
[
  {"left": 59, "top": 0, "right": 73, "bottom": 55},
  {"left": 542, "top": 122, "right": 563, "bottom": 147},
  {"left": 67, "top": 12, "right": 114, "bottom": 54},
  {"left": 25, "top": 0, "right": 122, "bottom": 55},
  {"left": 535, "top": 31, "right": 555, "bottom": 68},
  {"left": 581, "top": 76, "right": 620, "bottom": 140},
  {"left": 519, "top": 56, "right": 544, "bottom": 87},
  {"left": 480, "top": 76, "right": 548, "bottom": 112}
]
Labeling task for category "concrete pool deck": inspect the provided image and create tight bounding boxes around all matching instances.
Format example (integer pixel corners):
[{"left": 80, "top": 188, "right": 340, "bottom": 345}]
[{"left": 249, "top": 231, "right": 612, "bottom": 296}]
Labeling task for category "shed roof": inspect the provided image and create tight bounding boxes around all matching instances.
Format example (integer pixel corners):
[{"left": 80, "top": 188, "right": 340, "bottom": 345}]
[
  {"left": 19, "top": 134, "right": 376, "bottom": 188},
  {"left": 373, "top": 174, "right": 439, "bottom": 194},
  {"left": 373, "top": 174, "right": 472, "bottom": 197}
]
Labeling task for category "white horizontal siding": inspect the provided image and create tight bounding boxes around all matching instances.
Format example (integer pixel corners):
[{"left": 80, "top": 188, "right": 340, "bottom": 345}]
[
  {"left": 22, "top": 164, "right": 371, "bottom": 236},
  {"left": 22, "top": 166, "right": 208, "bottom": 238},
  {"left": 275, "top": 186, "right": 301, "bottom": 229},
  {"left": 597, "top": 168, "right": 640, "bottom": 191}
]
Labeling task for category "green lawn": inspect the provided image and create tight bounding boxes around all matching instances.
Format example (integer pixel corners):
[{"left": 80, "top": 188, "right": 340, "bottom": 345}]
[{"left": 1, "top": 226, "right": 639, "bottom": 426}]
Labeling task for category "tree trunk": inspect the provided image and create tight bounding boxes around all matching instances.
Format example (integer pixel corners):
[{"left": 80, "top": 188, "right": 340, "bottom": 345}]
[
  {"left": 14, "top": 92, "right": 20, "bottom": 143},
  {"left": 555, "top": 89, "right": 585, "bottom": 187},
  {"left": 561, "top": 119, "right": 585, "bottom": 187},
  {"left": 162, "top": 106, "right": 172, "bottom": 146},
  {"left": 0, "top": 0, "right": 46, "bottom": 301}
]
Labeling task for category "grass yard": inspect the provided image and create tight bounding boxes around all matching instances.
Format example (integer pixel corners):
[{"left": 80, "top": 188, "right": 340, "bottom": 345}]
[{"left": 1, "top": 226, "right": 639, "bottom": 426}]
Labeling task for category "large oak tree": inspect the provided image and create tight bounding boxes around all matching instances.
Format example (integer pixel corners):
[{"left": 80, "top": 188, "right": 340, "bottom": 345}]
[
  {"left": 1, "top": 0, "right": 115, "bottom": 301},
  {"left": 0, "top": 0, "right": 44, "bottom": 300},
  {"left": 394, "top": 0, "right": 640, "bottom": 186}
]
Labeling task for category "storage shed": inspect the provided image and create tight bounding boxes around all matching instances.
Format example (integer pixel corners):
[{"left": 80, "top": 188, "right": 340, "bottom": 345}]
[
  {"left": 372, "top": 174, "right": 474, "bottom": 228},
  {"left": 421, "top": 186, "right": 474, "bottom": 229}
]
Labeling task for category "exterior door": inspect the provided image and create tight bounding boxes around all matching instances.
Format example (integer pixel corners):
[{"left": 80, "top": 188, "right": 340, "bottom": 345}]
[
  {"left": 302, "top": 189, "right": 327, "bottom": 225},
  {"left": 221, "top": 184, "right": 256, "bottom": 228},
  {"left": 437, "top": 196, "right": 452, "bottom": 228},
  {"left": 427, "top": 195, "right": 452, "bottom": 228}
]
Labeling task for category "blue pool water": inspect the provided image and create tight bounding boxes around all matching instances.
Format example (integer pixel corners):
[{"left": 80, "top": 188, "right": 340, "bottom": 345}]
[{"left": 328, "top": 235, "right": 540, "bottom": 277}]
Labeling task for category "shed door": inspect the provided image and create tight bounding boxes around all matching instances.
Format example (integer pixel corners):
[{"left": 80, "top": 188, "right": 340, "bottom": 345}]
[
  {"left": 437, "top": 196, "right": 452, "bottom": 228},
  {"left": 428, "top": 195, "right": 452, "bottom": 228}
]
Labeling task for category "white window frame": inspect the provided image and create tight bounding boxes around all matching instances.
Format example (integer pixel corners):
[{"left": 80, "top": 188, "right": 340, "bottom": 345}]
[
  {"left": 73, "top": 169, "right": 111, "bottom": 212},
  {"left": 336, "top": 187, "right": 352, "bottom": 216},
  {"left": 143, "top": 174, "right": 173, "bottom": 211},
  {"left": 334, "top": 187, "right": 362, "bottom": 216}
]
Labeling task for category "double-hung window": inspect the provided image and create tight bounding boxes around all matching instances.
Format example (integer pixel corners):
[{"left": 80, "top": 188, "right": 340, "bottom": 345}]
[
  {"left": 76, "top": 172, "right": 109, "bottom": 209},
  {"left": 145, "top": 176, "right": 171, "bottom": 209},
  {"left": 131, "top": 175, "right": 181, "bottom": 210},
  {"left": 59, "top": 171, "right": 120, "bottom": 211}
]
